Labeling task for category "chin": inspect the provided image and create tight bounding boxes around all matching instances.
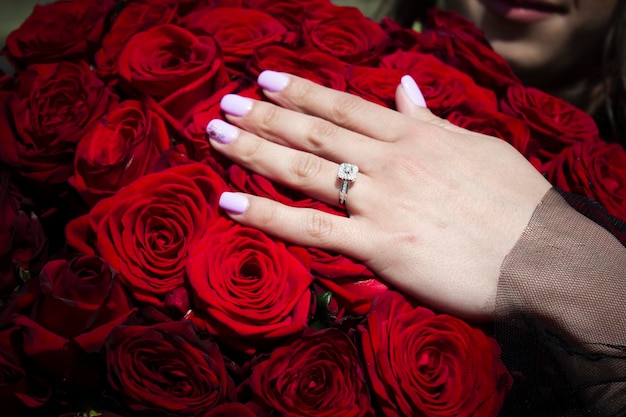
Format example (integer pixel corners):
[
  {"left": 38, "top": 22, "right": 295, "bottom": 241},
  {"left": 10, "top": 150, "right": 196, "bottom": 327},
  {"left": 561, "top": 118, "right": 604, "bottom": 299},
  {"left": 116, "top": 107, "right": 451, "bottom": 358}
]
[
  {"left": 490, "top": 40, "right": 546, "bottom": 70},
  {"left": 489, "top": 40, "right": 560, "bottom": 86}
]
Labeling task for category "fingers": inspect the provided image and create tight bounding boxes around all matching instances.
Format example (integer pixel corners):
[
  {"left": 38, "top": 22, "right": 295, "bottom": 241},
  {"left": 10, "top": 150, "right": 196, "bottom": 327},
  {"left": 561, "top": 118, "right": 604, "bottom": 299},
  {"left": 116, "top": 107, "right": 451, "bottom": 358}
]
[
  {"left": 255, "top": 71, "right": 426, "bottom": 141},
  {"left": 394, "top": 76, "right": 482, "bottom": 136},
  {"left": 207, "top": 119, "right": 369, "bottom": 210},
  {"left": 206, "top": 73, "right": 436, "bottom": 214},
  {"left": 216, "top": 94, "right": 387, "bottom": 166},
  {"left": 218, "top": 192, "right": 369, "bottom": 258},
  {"left": 399, "top": 75, "right": 428, "bottom": 110},
  {"left": 395, "top": 75, "right": 427, "bottom": 117}
]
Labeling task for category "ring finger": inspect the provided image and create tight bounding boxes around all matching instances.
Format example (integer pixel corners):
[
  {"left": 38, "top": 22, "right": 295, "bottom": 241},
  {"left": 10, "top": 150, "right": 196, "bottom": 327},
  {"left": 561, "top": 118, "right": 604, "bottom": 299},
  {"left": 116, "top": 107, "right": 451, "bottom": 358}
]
[{"left": 207, "top": 118, "right": 368, "bottom": 211}]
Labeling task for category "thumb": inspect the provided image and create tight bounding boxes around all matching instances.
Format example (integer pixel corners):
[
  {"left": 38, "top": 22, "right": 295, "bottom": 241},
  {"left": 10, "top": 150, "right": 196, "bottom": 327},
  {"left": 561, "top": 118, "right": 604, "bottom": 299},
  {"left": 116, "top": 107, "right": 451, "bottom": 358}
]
[
  {"left": 396, "top": 75, "right": 476, "bottom": 135},
  {"left": 395, "top": 75, "right": 428, "bottom": 118}
]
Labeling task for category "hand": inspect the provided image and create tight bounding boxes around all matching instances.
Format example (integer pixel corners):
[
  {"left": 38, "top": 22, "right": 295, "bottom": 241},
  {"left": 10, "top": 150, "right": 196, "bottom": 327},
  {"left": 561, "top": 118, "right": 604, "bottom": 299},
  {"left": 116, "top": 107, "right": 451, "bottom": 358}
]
[{"left": 207, "top": 71, "right": 551, "bottom": 321}]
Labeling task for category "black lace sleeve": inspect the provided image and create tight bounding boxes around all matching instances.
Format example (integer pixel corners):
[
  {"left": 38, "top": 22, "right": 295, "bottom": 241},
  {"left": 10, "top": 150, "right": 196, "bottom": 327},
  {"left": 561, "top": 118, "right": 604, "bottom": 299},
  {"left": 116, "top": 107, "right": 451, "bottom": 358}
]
[{"left": 496, "top": 188, "right": 626, "bottom": 417}]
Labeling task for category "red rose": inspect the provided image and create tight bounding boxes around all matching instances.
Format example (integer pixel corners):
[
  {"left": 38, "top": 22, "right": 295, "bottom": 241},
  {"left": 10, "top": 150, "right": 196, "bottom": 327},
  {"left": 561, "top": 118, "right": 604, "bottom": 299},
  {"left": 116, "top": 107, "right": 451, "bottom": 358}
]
[
  {"left": 187, "top": 217, "right": 312, "bottom": 354},
  {"left": 174, "top": 0, "right": 246, "bottom": 17},
  {"left": 347, "top": 66, "right": 405, "bottom": 108},
  {"left": 302, "top": 6, "right": 389, "bottom": 65},
  {"left": 105, "top": 320, "right": 236, "bottom": 415},
  {"left": 299, "top": 247, "right": 384, "bottom": 317},
  {"left": 5, "top": 255, "right": 133, "bottom": 378},
  {"left": 0, "top": 62, "right": 117, "bottom": 183},
  {"left": 544, "top": 141, "right": 626, "bottom": 220},
  {"left": 359, "top": 291, "right": 512, "bottom": 417},
  {"left": 500, "top": 85, "right": 601, "bottom": 161},
  {"left": 69, "top": 99, "right": 171, "bottom": 207},
  {"left": 65, "top": 164, "right": 227, "bottom": 310},
  {"left": 201, "top": 403, "right": 257, "bottom": 417},
  {"left": 249, "top": 328, "right": 374, "bottom": 417},
  {"left": 0, "top": 173, "right": 48, "bottom": 301},
  {"left": 118, "top": 24, "right": 229, "bottom": 120},
  {"left": 381, "top": 51, "right": 498, "bottom": 116},
  {"left": 312, "top": 276, "right": 385, "bottom": 317},
  {"left": 94, "top": 0, "right": 179, "bottom": 84},
  {"left": 227, "top": 164, "right": 341, "bottom": 215},
  {"left": 380, "top": 16, "right": 424, "bottom": 52},
  {"left": 181, "top": 7, "right": 295, "bottom": 74},
  {"left": 58, "top": 412, "right": 124, "bottom": 417},
  {"left": 0, "top": 174, "right": 20, "bottom": 299},
  {"left": 0, "top": 74, "right": 13, "bottom": 91},
  {"left": 176, "top": 0, "right": 248, "bottom": 19},
  {"left": 183, "top": 82, "right": 256, "bottom": 169},
  {"left": 250, "top": 44, "right": 348, "bottom": 90},
  {"left": 153, "top": 143, "right": 195, "bottom": 172},
  {"left": 246, "top": 0, "right": 332, "bottom": 32},
  {"left": 418, "top": 9, "right": 520, "bottom": 92},
  {"left": 221, "top": 163, "right": 389, "bottom": 317},
  {"left": 4, "top": 0, "right": 115, "bottom": 66},
  {"left": 0, "top": 327, "right": 50, "bottom": 416}
]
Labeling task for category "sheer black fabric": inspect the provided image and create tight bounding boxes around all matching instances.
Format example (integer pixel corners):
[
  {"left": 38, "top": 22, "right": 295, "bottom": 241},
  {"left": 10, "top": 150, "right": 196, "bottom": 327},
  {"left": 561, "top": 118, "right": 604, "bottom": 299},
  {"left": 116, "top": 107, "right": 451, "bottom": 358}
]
[
  {"left": 496, "top": 189, "right": 626, "bottom": 416},
  {"left": 557, "top": 190, "right": 626, "bottom": 246}
]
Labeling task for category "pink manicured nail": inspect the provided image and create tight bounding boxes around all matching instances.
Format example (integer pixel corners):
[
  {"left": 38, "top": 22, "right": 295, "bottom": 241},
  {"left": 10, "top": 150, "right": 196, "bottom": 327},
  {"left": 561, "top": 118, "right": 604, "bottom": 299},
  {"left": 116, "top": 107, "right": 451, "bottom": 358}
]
[
  {"left": 219, "top": 192, "right": 249, "bottom": 214},
  {"left": 206, "top": 119, "right": 239, "bottom": 144},
  {"left": 220, "top": 94, "right": 253, "bottom": 116},
  {"left": 401, "top": 75, "right": 427, "bottom": 108},
  {"left": 258, "top": 70, "right": 290, "bottom": 92}
]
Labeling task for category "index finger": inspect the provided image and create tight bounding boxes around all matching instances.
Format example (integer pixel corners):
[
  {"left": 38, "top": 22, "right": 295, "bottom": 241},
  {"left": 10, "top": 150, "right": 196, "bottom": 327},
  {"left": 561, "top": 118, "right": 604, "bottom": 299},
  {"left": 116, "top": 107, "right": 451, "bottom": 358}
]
[{"left": 256, "top": 71, "right": 430, "bottom": 142}]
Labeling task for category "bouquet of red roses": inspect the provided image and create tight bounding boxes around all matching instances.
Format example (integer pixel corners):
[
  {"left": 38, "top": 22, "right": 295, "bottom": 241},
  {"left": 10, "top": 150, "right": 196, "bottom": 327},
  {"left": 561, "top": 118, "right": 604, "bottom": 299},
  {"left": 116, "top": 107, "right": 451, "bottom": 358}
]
[{"left": 1, "top": 0, "right": 624, "bottom": 416}]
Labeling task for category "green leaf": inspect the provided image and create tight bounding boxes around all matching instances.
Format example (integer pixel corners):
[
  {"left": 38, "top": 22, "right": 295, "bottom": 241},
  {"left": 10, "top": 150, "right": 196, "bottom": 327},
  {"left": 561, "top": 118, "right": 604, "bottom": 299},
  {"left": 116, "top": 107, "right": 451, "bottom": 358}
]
[
  {"left": 317, "top": 291, "right": 332, "bottom": 309},
  {"left": 310, "top": 291, "right": 334, "bottom": 330},
  {"left": 18, "top": 268, "right": 30, "bottom": 283}
]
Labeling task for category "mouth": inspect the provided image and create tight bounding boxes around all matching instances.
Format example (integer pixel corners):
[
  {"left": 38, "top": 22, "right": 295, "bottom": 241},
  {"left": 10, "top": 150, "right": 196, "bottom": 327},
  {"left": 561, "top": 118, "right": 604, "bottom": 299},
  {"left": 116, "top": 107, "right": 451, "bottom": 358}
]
[
  {"left": 506, "top": 0, "right": 568, "bottom": 13},
  {"left": 481, "top": 0, "right": 568, "bottom": 23}
]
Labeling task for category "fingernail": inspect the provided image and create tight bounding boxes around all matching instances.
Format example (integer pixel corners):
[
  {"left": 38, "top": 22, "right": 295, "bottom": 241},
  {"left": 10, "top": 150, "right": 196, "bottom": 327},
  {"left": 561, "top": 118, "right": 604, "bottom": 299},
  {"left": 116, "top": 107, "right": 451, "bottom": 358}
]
[
  {"left": 219, "top": 192, "right": 249, "bottom": 214},
  {"left": 220, "top": 94, "right": 253, "bottom": 116},
  {"left": 206, "top": 119, "right": 239, "bottom": 144},
  {"left": 401, "top": 75, "right": 427, "bottom": 108},
  {"left": 258, "top": 70, "right": 290, "bottom": 92}
]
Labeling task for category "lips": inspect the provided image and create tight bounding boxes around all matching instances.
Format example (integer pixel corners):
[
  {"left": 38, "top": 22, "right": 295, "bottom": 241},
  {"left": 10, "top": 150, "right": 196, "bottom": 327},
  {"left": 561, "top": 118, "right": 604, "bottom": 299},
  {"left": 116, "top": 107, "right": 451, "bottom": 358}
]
[
  {"left": 506, "top": 0, "right": 567, "bottom": 13},
  {"left": 480, "top": 0, "right": 568, "bottom": 23}
]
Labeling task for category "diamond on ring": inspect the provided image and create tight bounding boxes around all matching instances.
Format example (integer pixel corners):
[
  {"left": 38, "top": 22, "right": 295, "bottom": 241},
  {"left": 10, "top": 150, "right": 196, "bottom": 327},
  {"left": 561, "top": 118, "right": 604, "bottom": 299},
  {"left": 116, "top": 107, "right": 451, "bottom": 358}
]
[{"left": 338, "top": 163, "right": 358, "bottom": 205}]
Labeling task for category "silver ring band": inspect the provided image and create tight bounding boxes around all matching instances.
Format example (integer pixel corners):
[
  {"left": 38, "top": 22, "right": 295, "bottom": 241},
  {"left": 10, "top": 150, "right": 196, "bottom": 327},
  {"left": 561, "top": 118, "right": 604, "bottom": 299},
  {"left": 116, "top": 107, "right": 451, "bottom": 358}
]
[{"left": 337, "top": 163, "right": 358, "bottom": 205}]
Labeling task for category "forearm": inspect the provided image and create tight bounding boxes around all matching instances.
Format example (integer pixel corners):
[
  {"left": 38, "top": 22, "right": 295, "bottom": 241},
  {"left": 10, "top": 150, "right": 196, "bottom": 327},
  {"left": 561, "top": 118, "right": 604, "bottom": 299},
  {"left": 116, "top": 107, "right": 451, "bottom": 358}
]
[{"left": 498, "top": 188, "right": 626, "bottom": 415}]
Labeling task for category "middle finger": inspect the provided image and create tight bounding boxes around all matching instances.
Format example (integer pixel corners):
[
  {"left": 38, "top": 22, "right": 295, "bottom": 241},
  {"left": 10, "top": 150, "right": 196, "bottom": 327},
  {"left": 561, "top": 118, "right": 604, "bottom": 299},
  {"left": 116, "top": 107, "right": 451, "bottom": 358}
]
[{"left": 219, "top": 94, "right": 387, "bottom": 168}]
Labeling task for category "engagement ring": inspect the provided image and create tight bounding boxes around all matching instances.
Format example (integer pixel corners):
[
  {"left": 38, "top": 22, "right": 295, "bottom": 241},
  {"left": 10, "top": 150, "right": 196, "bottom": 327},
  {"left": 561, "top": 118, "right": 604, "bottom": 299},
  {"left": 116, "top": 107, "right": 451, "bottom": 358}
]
[{"left": 337, "top": 163, "right": 358, "bottom": 205}]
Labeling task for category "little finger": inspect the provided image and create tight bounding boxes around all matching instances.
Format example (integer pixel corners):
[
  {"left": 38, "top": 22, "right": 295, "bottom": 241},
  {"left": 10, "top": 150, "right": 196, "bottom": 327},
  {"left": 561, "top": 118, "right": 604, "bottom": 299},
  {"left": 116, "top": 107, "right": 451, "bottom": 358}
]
[{"left": 218, "top": 192, "right": 369, "bottom": 257}]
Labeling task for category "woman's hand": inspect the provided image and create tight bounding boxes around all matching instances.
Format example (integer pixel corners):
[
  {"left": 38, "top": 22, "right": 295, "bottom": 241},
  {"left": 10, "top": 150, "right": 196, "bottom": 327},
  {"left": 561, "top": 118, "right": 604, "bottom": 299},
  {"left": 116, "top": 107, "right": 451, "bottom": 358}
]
[{"left": 207, "top": 71, "right": 551, "bottom": 321}]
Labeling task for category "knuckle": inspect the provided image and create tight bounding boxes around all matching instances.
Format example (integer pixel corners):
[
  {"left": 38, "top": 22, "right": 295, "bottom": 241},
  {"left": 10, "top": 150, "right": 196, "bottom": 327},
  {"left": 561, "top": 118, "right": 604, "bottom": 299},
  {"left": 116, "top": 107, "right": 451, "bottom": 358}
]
[
  {"left": 238, "top": 136, "right": 265, "bottom": 163},
  {"left": 258, "top": 103, "right": 281, "bottom": 132},
  {"left": 329, "top": 95, "right": 363, "bottom": 125},
  {"left": 306, "top": 120, "right": 338, "bottom": 151},
  {"left": 436, "top": 118, "right": 456, "bottom": 129},
  {"left": 292, "top": 153, "right": 323, "bottom": 183},
  {"left": 418, "top": 113, "right": 444, "bottom": 128},
  {"left": 289, "top": 80, "right": 315, "bottom": 105},
  {"left": 303, "top": 210, "right": 333, "bottom": 240},
  {"left": 257, "top": 202, "right": 279, "bottom": 228},
  {"left": 382, "top": 150, "right": 420, "bottom": 179}
]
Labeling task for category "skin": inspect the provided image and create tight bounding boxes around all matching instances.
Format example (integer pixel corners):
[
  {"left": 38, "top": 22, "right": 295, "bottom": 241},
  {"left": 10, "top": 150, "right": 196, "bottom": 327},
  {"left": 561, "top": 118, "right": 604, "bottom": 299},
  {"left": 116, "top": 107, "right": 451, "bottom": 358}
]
[
  {"left": 206, "top": 2, "right": 620, "bottom": 320},
  {"left": 209, "top": 73, "right": 551, "bottom": 321},
  {"left": 442, "top": 0, "right": 620, "bottom": 109}
]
